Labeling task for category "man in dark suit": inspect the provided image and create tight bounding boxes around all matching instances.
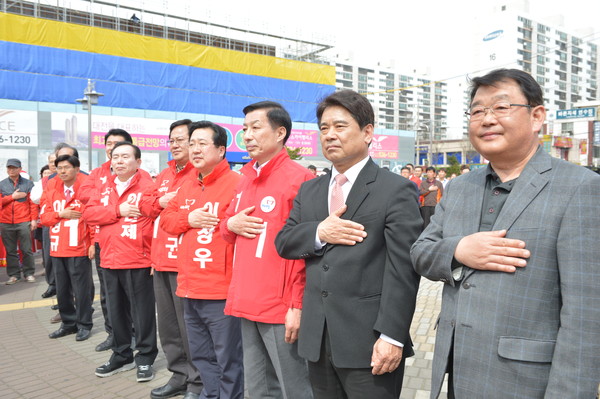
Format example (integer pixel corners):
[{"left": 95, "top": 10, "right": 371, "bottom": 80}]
[
  {"left": 276, "top": 89, "right": 422, "bottom": 398},
  {"left": 411, "top": 69, "right": 600, "bottom": 398}
]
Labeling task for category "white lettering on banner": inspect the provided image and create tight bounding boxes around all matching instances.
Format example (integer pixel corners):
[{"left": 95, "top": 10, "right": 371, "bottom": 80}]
[
  {"left": 191, "top": 201, "right": 219, "bottom": 269},
  {"left": 100, "top": 176, "right": 107, "bottom": 185},
  {"left": 127, "top": 193, "right": 141, "bottom": 206},
  {"left": 100, "top": 195, "right": 109, "bottom": 206},
  {"left": 158, "top": 180, "right": 170, "bottom": 194},
  {"left": 121, "top": 224, "right": 137, "bottom": 239},
  {"left": 166, "top": 237, "right": 178, "bottom": 259},
  {"left": 196, "top": 228, "right": 212, "bottom": 244},
  {"left": 234, "top": 192, "right": 242, "bottom": 213},
  {"left": 255, "top": 221, "right": 267, "bottom": 258},
  {"left": 153, "top": 215, "right": 161, "bottom": 239},
  {"left": 64, "top": 219, "right": 79, "bottom": 246},
  {"left": 53, "top": 200, "right": 65, "bottom": 212},
  {"left": 193, "top": 248, "right": 213, "bottom": 269},
  {"left": 180, "top": 198, "right": 196, "bottom": 210},
  {"left": 50, "top": 235, "right": 59, "bottom": 252}
]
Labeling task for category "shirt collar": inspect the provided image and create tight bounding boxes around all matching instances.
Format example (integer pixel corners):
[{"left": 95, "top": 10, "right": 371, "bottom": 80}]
[
  {"left": 330, "top": 156, "right": 370, "bottom": 186},
  {"left": 253, "top": 159, "right": 270, "bottom": 176},
  {"left": 114, "top": 174, "right": 134, "bottom": 188}
]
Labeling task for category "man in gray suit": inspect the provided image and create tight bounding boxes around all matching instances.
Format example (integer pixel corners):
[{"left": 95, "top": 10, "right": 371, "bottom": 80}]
[
  {"left": 411, "top": 68, "right": 600, "bottom": 398},
  {"left": 276, "top": 89, "right": 422, "bottom": 398}
]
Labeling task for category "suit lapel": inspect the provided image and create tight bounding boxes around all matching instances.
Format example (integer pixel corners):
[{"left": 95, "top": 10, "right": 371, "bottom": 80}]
[
  {"left": 492, "top": 149, "right": 551, "bottom": 231},
  {"left": 316, "top": 174, "right": 331, "bottom": 221},
  {"left": 463, "top": 170, "right": 486, "bottom": 235},
  {"left": 343, "top": 159, "right": 377, "bottom": 220}
]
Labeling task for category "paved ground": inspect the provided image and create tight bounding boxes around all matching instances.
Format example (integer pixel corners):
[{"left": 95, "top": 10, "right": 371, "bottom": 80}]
[{"left": 0, "top": 255, "right": 447, "bottom": 399}]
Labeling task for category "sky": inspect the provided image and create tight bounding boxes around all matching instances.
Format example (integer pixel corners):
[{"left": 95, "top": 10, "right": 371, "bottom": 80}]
[{"left": 177, "top": 0, "right": 600, "bottom": 78}]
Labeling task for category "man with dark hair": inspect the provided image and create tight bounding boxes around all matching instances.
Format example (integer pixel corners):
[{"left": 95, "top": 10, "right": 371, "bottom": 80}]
[
  {"left": 139, "top": 119, "right": 203, "bottom": 399},
  {"left": 437, "top": 168, "right": 448, "bottom": 188},
  {"left": 307, "top": 165, "right": 317, "bottom": 176},
  {"left": 40, "top": 154, "right": 94, "bottom": 341},
  {"left": 412, "top": 68, "right": 600, "bottom": 398},
  {"left": 79, "top": 128, "right": 137, "bottom": 352},
  {"left": 276, "top": 89, "right": 422, "bottom": 398},
  {"left": 459, "top": 164, "right": 470, "bottom": 174},
  {"left": 54, "top": 142, "right": 80, "bottom": 160},
  {"left": 1, "top": 158, "right": 38, "bottom": 284},
  {"left": 83, "top": 142, "right": 159, "bottom": 382},
  {"left": 410, "top": 165, "right": 423, "bottom": 189},
  {"left": 222, "top": 101, "right": 314, "bottom": 399},
  {"left": 161, "top": 121, "right": 243, "bottom": 399},
  {"left": 419, "top": 166, "right": 443, "bottom": 229}
]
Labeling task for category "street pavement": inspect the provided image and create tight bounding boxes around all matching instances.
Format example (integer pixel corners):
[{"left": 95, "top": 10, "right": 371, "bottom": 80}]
[{"left": 0, "top": 255, "right": 447, "bottom": 399}]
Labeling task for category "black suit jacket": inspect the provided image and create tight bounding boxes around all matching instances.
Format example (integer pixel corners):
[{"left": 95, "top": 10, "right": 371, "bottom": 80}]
[{"left": 276, "top": 159, "right": 422, "bottom": 368}]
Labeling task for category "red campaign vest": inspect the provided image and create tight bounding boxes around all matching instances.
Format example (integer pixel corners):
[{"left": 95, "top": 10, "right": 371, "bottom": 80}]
[
  {"left": 40, "top": 174, "right": 92, "bottom": 257},
  {"left": 221, "top": 148, "right": 315, "bottom": 324},
  {"left": 82, "top": 171, "right": 156, "bottom": 269},
  {"left": 159, "top": 159, "right": 241, "bottom": 299},
  {"left": 139, "top": 160, "right": 197, "bottom": 272}
]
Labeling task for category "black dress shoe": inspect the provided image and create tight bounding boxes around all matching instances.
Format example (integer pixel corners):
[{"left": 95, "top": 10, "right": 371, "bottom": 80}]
[
  {"left": 75, "top": 328, "right": 91, "bottom": 341},
  {"left": 51, "top": 304, "right": 59, "bottom": 310},
  {"left": 182, "top": 392, "right": 200, "bottom": 399},
  {"left": 150, "top": 383, "right": 187, "bottom": 399},
  {"left": 49, "top": 326, "right": 77, "bottom": 339},
  {"left": 41, "top": 287, "right": 56, "bottom": 298},
  {"left": 95, "top": 335, "right": 113, "bottom": 352}
]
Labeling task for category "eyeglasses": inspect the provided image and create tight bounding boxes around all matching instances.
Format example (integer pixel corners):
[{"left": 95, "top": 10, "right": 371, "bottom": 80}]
[
  {"left": 465, "top": 102, "right": 531, "bottom": 121},
  {"left": 189, "top": 141, "right": 215, "bottom": 150},
  {"left": 168, "top": 138, "right": 188, "bottom": 146}
]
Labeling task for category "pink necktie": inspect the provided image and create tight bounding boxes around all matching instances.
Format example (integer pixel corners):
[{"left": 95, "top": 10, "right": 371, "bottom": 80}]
[
  {"left": 65, "top": 189, "right": 72, "bottom": 202},
  {"left": 330, "top": 174, "right": 348, "bottom": 214}
]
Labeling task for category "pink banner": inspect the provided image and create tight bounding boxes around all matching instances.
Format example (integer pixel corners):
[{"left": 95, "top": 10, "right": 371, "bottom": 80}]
[
  {"left": 286, "top": 129, "right": 319, "bottom": 157},
  {"left": 92, "top": 132, "right": 169, "bottom": 151},
  {"left": 91, "top": 121, "right": 319, "bottom": 157},
  {"left": 369, "top": 134, "right": 399, "bottom": 159}
]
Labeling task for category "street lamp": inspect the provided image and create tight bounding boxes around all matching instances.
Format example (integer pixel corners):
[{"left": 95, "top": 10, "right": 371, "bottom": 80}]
[
  {"left": 76, "top": 79, "right": 103, "bottom": 171},
  {"left": 415, "top": 122, "right": 429, "bottom": 166}
]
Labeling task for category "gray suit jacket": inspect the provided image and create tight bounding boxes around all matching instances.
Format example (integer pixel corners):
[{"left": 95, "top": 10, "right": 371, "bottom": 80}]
[
  {"left": 411, "top": 148, "right": 600, "bottom": 398},
  {"left": 276, "top": 159, "right": 422, "bottom": 368}
]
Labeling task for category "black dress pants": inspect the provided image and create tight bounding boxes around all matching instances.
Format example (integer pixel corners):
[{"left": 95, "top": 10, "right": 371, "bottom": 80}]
[
  {"left": 103, "top": 267, "right": 157, "bottom": 366},
  {"left": 94, "top": 242, "right": 112, "bottom": 335},
  {"left": 53, "top": 255, "right": 94, "bottom": 330},
  {"left": 308, "top": 325, "right": 406, "bottom": 399}
]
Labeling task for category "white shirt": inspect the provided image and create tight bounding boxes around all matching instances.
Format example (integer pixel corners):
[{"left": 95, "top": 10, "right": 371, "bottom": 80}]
[
  {"left": 114, "top": 175, "right": 134, "bottom": 196},
  {"left": 64, "top": 184, "right": 74, "bottom": 199},
  {"left": 253, "top": 159, "right": 270, "bottom": 177}
]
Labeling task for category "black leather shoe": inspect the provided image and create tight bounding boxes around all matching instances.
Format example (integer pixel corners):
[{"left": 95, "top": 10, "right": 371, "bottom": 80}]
[
  {"left": 182, "top": 392, "right": 201, "bottom": 399},
  {"left": 49, "top": 326, "right": 77, "bottom": 339},
  {"left": 76, "top": 328, "right": 91, "bottom": 341},
  {"left": 95, "top": 335, "right": 113, "bottom": 352},
  {"left": 51, "top": 304, "right": 59, "bottom": 310},
  {"left": 41, "top": 287, "right": 56, "bottom": 298},
  {"left": 150, "top": 383, "right": 187, "bottom": 399}
]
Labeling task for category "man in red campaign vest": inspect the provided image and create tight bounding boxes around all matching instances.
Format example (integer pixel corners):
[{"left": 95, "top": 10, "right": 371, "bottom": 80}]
[
  {"left": 161, "top": 121, "right": 243, "bottom": 399},
  {"left": 40, "top": 154, "right": 94, "bottom": 342},
  {"left": 139, "top": 120, "right": 203, "bottom": 399},
  {"left": 221, "top": 101, "right": 314, "bottom": 399},
  {"left": 79, "top": 129, "right": 143, "bottom": 353},
  {"left": 83, "top": 142, "right": 160, "bottom": 383}
]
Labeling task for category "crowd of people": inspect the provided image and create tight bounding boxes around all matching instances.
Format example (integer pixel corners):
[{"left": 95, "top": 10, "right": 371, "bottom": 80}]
[{"left": 1, "top": 68, "right": 599, "bottom": 399}]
